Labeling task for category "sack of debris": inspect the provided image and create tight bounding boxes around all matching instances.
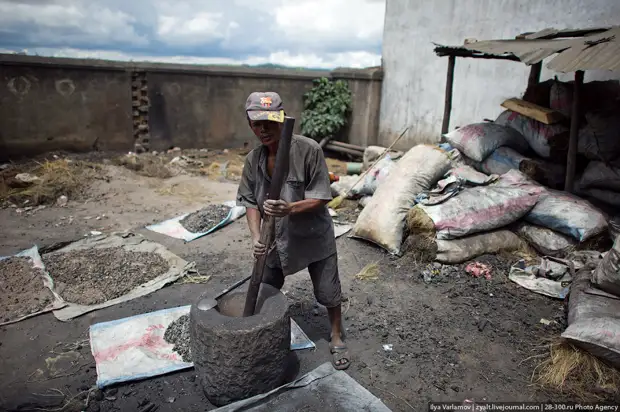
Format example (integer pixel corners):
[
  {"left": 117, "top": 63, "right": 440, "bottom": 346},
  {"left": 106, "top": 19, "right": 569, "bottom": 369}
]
[
  {"left": 331, "top": 157, "right": 395, "bottom": 198},
  {"left": 501, "top": 170, "right": 608, "bottom": 242},
  {"left": 549, "top": 80, "right": 572, "bottom": 117},
  {"left": 435, "top": 230, "right": 524, "bottom": 264},
  {"left": 443, "top": 122, "right": 529, "bottom": 162},
  {"left": 416, "top": 165, "right": 499, "bottom": 206},
  {"left": 519, "top": 157, "right": 566, "bottom": 190},
  {"left": 448, "top": 165, "right": 497, "bottom": 185},
  {"left": 562, "top": 267, "right": 620, "bottom": 369},
  {"left": 362, "top": 145, "right": 403, "bottom": 170},
  {"left": 479, "top": 147, "right": 565, "bottom": 189},
  {"left": 578, "top": 109, "right": 620, "bottom": 162},
  {"left": 409, "top": 180, "right": 540, "bottom": 240},
  {"left": 579, "top": 161, "right": 620, "bottom": 192},
  {"left": 591, "top": 234, "right": 620, "bottom": 297},
  {"left": 578, "top": 187, "right": 620, "bottom": 208},
  {"left": 352, "top": 156, "right": 395, "bottom": 196},
  {"left": 496, "top": 110, "right": 569, "bottom": 159},
  {"left": 514, "top": 222, "right": 577, "bottom": 257},
  {"left": 479, "top": 147, "right": 528, "bottom": 175},
  {"left": 351, "top": 145, "right": 452, "bottom": 255}
]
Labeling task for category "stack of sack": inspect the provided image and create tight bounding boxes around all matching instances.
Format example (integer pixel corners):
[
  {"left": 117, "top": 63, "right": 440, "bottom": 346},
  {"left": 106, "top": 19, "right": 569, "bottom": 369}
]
[
  {"left": 562, "top": 233, "right": 620, "bottom": 369},
  {"left": 443, "top": 113, "right": 567, "bottom": 190},
  {"left": 338, "top": 80, "right": 618, "bottom": 263},
  {"left": 404, "top": 167, "right": 609, "bottom": 263}
]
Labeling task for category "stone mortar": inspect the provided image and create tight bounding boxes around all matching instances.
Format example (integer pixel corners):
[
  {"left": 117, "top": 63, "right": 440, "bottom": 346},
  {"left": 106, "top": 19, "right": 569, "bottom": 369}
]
[{"left": 189, "top": 283, "right": 291, "bottom": 406}]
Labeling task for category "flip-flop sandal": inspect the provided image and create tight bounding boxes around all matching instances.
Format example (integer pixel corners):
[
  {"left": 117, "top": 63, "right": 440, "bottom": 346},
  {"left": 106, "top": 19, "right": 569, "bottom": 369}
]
[{"left": 329, "top": 342, "right": 351, "bottom": 370}]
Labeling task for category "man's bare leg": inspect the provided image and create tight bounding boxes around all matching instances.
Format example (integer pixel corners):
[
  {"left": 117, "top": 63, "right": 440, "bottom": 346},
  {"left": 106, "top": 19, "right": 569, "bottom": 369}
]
[{"left": 328, "top": 304, "right": 350, "bottom": 369}]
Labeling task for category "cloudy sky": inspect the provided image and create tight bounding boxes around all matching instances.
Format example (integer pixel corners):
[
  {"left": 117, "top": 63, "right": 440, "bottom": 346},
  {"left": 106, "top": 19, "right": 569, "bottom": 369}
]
[{"left": 0, "top": 0, "right": 385, "bottom": 68}]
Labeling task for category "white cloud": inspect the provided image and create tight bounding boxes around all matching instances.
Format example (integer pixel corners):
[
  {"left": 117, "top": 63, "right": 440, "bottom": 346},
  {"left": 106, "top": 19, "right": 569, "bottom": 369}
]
[
  {"left": 0, "top": 0, "right": 384, "bottom": 68},
  {"left": 272, "top": 0, "right": 384, "bottom": 49},
  {"left": 157, "top": 12, "right": 225, "bottom": 45},
  {"left": 6, "top": 47, "right": 381, "bottom": 69},
  {"left": 0, "top": 1, "right": 148, "bottom": 46}
]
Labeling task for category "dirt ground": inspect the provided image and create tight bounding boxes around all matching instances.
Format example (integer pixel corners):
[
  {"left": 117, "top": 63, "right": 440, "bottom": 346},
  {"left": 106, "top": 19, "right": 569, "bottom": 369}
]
[{"left": 0, "top": 150, "right": 582, "bottom": 412}]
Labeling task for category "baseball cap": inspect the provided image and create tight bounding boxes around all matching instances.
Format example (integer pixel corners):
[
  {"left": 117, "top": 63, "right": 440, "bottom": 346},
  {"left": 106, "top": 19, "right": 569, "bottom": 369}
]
[{"left": 245, "top": 92, "right": 285, "bottom": 123}]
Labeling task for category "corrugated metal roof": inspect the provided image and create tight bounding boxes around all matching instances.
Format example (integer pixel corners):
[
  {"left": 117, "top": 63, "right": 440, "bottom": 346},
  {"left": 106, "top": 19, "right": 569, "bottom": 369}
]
[
  {"left": 450, "top": 26, "right": 620, "bottom": 73},
  {"left": 547, "top": 27, "right": 620, "bottom": 71},
  {"left": 521, "top": 26, "right": 612, "bottom": 40},
  {"left": 462, "top": 38, "right": 575, "bottom": 64}
]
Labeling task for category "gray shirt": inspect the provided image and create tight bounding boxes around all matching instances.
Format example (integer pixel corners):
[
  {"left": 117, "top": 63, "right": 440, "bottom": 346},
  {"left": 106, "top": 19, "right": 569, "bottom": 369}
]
[{"left": 236, "top": 134, "right": 337, "bottom": 276}]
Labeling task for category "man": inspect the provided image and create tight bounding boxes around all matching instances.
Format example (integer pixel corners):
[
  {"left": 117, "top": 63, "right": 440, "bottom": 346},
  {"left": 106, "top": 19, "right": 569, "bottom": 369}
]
[{"left": 236, "top": 91, "right": 350, "bottom": 370}]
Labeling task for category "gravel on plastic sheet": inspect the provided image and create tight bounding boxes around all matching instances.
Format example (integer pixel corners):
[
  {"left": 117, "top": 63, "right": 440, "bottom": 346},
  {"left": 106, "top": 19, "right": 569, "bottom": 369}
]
[
  {"left": 43, "top": 247, "right": 170, "bottom": 306},
  {"left": 0, "top": 257, "right": 54, "bottom": 323},
  {"left": 164, "top": 314, "right": 192, "bottom": 363},
  {"left": 180, "top": 204, "right": 232, "bottom": 233}
]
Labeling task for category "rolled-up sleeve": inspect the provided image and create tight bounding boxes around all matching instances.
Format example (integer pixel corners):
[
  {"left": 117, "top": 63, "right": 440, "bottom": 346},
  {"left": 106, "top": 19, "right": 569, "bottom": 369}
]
[
  {"left": 236, "top": 153, "right": 258, "bottom": 208},
  {"left": 304, "top": 147, "right": 333, "bottom": 200}
]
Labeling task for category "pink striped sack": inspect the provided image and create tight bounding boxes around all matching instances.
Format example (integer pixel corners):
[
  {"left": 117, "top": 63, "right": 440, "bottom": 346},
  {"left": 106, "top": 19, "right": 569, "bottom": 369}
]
[
  {"left": 417, "top": 174, "right": 541, "bottom": 240},
  {"left": 443, "top": 122, "right": 529, "bottom": 162}
]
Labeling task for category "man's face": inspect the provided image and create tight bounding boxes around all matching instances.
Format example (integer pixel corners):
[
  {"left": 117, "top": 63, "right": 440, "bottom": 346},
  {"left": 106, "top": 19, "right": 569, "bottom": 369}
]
[{"left": 249, "top": 120, "right": 282, "bottom": 146}]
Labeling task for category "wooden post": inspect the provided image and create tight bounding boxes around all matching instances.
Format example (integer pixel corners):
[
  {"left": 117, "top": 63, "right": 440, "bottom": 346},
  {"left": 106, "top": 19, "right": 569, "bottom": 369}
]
[
  {"left": 243, "top": 116, "right": 295, "bottom": 317},
  {"left": 564, "top": 70, "right": 584, "bottom": 193},
  {"left": 528, "top": 62, "right": 542, "bottom": 87},
  {"left": 441, "top": 55, "right": 456, "bottom": 135}
]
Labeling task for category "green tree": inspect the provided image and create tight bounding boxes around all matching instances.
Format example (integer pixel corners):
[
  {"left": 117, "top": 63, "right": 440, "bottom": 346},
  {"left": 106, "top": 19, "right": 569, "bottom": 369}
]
[{"left": 300, "top": 77, "right": 352, "bottom": 141}]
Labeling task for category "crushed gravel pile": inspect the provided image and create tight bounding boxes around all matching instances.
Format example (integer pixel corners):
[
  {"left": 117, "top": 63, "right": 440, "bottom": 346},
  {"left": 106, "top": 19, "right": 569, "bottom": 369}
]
[
  {"left": 164, "top": 314, "right": 191, "bottom": 363},
  {"left": 0, "top": 257, "right": 53, "bottom": 323},
  {"left": 180, "top": 204, "right": 232, "bottom": 233},
  {"left": 43, "top": 247, "right": 170, "bottom": 306}
]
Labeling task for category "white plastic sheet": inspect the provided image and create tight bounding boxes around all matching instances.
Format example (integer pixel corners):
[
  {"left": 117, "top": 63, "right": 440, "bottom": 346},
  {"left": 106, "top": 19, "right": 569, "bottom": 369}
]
[
  {"left": 89, "top": 305, "right": 315, "bottom": 388},
  {"left": 508, "top": 259, "right": 571, "bottom": 299},
  {"left": 146, "top": 200, "right": 247, "bottom": 242}
]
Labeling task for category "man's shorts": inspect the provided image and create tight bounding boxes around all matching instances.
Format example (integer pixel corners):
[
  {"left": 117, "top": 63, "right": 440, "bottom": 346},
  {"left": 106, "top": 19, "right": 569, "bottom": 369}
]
[{"left": 262, "top": 252, "right": 342, "bottom": 308}]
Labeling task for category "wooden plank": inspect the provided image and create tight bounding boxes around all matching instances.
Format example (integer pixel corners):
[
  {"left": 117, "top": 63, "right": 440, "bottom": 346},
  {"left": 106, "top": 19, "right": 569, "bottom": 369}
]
[
  {"left": 564, "top": 71, "right": 584, "bottom": 193},
  {"left": 501, "top": 98, "right": 564, "bottom": 124},
  {"left": 441, "top": 55, "right": 456, "bottom": 135},
  {"left": 329, "top": 140, "right": 365, "bottom": 152},
  {"left": 324, "top": 143, "right": 363, "bottom": 158},
  {"left": 433, "top": 46, "right": 521, "bottom": 61}
]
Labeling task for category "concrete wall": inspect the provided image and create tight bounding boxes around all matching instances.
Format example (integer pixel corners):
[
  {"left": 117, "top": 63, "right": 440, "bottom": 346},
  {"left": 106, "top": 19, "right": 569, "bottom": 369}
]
[
  {"left": 0, "top": 54, "right": 382, "bottom": 160},
  {"left": 380, "top": 0, "right": 620, "bottom": 149},
  {"left": 0, "top": 59, "right": 132, "bottom": 159}
]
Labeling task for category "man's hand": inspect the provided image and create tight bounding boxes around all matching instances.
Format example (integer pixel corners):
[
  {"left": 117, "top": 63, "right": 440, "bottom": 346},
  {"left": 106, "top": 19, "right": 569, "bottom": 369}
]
[
  {"left": 253, "top": 238, "right": 267, "bottom": 259},
  {"left": 263, "top": 199, "right": 292, "bottom": 217}
]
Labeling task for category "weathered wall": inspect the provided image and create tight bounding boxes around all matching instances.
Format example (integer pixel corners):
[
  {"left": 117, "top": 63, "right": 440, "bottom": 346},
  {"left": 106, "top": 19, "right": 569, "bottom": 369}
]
[
  {"left": 0, "top": 60, "right": 132, "bottom": 159},
  {"left": 380, "top": 0, "right": 620, "bottom": 149},
  {"left": 0, "top": 54, "right": 382, "bottom": 160}
]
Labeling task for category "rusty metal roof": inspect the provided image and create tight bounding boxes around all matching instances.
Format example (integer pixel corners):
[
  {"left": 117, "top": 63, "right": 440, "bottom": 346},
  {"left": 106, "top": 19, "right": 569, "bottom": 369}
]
[{"left": 436, "top": 26, "right": 620, "bottom": 73}]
